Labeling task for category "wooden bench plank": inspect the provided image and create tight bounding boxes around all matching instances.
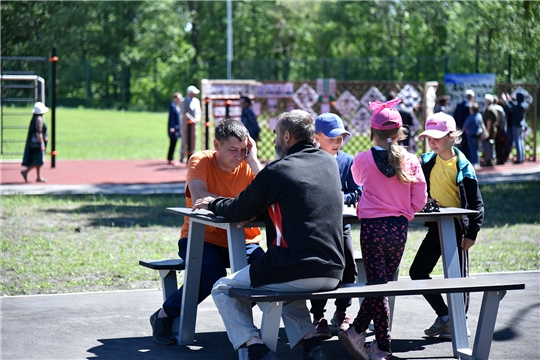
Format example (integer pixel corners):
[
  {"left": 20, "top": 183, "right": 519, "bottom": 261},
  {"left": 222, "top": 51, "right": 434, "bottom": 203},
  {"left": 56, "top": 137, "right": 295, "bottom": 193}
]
[{"left": 229, "top": 277, "right": 524, "bottom": 302}]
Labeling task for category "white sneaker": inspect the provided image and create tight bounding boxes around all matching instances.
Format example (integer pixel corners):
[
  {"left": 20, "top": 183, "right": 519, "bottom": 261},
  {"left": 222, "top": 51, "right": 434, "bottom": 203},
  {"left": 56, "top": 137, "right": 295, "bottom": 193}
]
[
  {"left": 338, "top": 327, "right": 369, "bottom": 360},
  {"left": 424, "top": 316, "right": 450, "bottom": 337},
  {"left": 364, "top": 341, "right": 392, "bottom": 360}
]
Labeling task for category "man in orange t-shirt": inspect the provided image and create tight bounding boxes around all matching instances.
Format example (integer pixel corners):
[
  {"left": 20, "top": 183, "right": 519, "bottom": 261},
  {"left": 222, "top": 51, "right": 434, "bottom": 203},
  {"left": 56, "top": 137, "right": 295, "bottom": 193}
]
[{"left": 149, "top": 119, "right": 264, "bottom": 345}]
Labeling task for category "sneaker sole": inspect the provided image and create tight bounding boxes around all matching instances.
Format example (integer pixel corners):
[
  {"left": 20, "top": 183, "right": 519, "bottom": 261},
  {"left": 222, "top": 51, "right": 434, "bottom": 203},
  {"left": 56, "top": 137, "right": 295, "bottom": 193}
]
[{"left": 338, "top": 332, "right": 369, "bottom": 360}]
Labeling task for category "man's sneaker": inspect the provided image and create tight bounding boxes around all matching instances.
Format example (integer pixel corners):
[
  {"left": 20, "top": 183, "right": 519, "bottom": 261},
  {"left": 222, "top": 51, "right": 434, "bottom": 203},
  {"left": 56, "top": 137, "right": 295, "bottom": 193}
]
[
  {"left": 424, "top": 316, "right": 450, "bottom": 337},
  {"left": 338, "top": 327, "right": 368, "bottom": 360},
  {"left": 149, "top": 309, "right": 175, "bottom": 345},
  {"left": 331, "top": 310, "right": 352, "bottom": 332},
  {"left": 364, "top": 341, "right": 392, "bottom": 360},
  {"left": 439, "top": 323, "right": 471, "bottom": 340},
  {"left": 313, "top": 318, "right": 332, "bottom": 339}
]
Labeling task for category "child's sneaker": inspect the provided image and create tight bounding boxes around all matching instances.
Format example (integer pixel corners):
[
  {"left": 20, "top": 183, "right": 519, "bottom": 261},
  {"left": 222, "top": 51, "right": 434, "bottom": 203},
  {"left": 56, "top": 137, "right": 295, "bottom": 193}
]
[
  {"left": 424, "top": 316, "right": 450, "bottom": 337},
  {"left": 364, "top": 341, "right": 392, "bottom": 360},
  {"left": 313, "top": 318, "right": 332, "bottom": 339},
  {"left": 331, "top": 310, "right": 351, "bottom": 331},
  {"left": 338, "top": 327, "right": 368, "bottom": 360}
]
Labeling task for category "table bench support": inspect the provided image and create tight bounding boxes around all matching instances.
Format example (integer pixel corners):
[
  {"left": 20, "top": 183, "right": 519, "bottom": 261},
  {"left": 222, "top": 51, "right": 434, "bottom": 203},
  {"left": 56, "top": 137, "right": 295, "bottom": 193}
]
[{"left": 177, "top": 220, "right": 206, "bottom": 345}]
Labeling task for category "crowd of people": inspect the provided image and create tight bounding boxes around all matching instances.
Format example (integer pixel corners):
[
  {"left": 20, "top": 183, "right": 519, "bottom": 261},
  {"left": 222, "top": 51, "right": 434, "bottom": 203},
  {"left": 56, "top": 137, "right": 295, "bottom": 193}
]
[
  {"left": 439, "top": 89, "right": 530, "bottom": 168},
  {"left": 150, "top": 90, "right": 489, "bottom": 360}
]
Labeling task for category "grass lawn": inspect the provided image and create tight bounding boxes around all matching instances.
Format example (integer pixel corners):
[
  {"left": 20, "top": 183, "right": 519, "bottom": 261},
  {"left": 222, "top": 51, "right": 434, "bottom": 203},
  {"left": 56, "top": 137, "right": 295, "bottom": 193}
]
[
  {"left": 1, "top": 106, "right": 539, "bottom": 161},
  {"left": 1, "top": 107, "right": 169, "bottom": 160},
  {"left": 1, "top": 181, "right": 539, "bottom": 296}
]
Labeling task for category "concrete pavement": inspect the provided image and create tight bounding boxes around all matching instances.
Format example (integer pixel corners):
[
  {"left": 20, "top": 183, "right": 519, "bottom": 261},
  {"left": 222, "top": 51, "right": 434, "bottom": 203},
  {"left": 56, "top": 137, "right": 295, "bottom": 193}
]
[{"left": 1, "top": 271, "right": 538, "bottom": 360}]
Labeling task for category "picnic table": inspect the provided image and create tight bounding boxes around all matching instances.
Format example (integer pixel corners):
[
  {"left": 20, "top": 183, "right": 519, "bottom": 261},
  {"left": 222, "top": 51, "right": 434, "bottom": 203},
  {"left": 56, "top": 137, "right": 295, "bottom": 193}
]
[{"left": 166, "top": 206, "right": 478, "bottom": 358}]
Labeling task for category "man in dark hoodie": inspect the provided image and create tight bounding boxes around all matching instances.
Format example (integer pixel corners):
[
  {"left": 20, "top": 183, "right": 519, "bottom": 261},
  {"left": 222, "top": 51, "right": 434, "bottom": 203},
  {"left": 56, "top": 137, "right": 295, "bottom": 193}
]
[
  {"left": 503, "top": 92, "right": 529, "bottom": 164},
  {"left": 193, "top": 109, "right": 345, "bottom": 360}
]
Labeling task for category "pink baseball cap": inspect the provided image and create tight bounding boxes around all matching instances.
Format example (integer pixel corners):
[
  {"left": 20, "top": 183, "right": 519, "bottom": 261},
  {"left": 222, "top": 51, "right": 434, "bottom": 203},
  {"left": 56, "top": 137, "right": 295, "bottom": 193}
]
[
  {"left": 418, "top": 112, "right": 457, "bottom": 139},
  {"left": 369, "top": 99, "right": 403, "bottom": 130}
]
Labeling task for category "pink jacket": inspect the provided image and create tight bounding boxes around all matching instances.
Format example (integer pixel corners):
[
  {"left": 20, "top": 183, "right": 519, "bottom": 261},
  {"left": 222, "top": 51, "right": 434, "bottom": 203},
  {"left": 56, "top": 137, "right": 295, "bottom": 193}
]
[{"left": 351, "top": 148, "right": 427, "bottom": 221}]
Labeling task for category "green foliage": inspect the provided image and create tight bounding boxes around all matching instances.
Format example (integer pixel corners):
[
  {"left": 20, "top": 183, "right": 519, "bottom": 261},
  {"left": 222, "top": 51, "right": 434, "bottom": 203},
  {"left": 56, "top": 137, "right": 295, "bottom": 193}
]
[{"left": 1, "top": 1, "right": 538, "bottom": 109}]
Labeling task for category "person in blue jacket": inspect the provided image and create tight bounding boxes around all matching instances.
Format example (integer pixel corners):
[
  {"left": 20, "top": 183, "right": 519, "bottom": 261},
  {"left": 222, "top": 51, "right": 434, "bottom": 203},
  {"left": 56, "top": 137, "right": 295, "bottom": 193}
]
[
  {"left": 240, "top": 96, "right": 261, "bottom": 142},
  {"left": 310, "top": 113, "right": 361, "bottom": 339},
  {"left": 167, "top": 92, "right": 182, "bottom": 165},
  {"left": 410, "top": 112, "right": 484, "bottom": 340}
]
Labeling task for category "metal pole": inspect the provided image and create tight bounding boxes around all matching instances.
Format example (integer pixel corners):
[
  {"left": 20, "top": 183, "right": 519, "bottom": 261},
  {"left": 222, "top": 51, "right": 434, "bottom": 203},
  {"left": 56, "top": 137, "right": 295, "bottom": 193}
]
[
  {"left": 507, "top": 53, "right": 512, "bottom": 83},
  {"left": 50, "top": 47, "right": 57, "bottom": 168},
  {"left": 227, "top": 0, "right": 233, "bottom": 79}
]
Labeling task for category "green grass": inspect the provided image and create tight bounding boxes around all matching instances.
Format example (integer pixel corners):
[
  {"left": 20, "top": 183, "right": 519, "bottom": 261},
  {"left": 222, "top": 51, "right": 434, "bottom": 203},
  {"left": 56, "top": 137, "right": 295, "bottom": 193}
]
[
  {"left": 1, "top": 182, "right": 539, "bottom": 296},
  {"left": 2, "top": 106, "right": 539, "bottom": 161},
  {"left": 1, "top": 107, "right": 169, "bottom": 160}
]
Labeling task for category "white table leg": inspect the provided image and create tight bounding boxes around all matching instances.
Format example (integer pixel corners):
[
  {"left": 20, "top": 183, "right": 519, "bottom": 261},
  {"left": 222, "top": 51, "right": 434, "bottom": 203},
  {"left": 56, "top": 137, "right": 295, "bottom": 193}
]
[
  {"left": 226, "top": 224, "right": 249, "bottom": 272},
  {"left": 258, "top": 301, "right": 284, "bottom": 353},
  {"left": 437, "top": 216, "right": 469, "bottom": 357},
  {"left": 177, "top": 219, "right": 206, "bottom": 345},
  {"left": 471, "top": 290, "right": 505, "bottom": 360}
]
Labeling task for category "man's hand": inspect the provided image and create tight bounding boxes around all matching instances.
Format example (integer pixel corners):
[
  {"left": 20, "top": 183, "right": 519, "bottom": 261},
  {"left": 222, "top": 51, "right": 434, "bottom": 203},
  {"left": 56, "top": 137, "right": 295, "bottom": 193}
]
[
  {"left": 245, "top": 136, "right": 263, "bottom": 174},
  {"left": 192, "top": 196, "right": 216, "bottom": 211},
  {"left": 461, "top": 237, "right": 475, "bottom": 251},
  {"left": 246, "top": 136, "right": 258, "bottom": 162}
]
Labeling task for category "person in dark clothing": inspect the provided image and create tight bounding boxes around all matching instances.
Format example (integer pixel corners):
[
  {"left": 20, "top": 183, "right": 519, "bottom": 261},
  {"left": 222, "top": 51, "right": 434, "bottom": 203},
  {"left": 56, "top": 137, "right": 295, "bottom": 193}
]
[
  {"left": 239, "top": 96, "right": 261, "bottom": 141},
  {"left": 503, "top": 92, "right": 529, "bottom": 163},
  {"left": 194, "top": 109, "right": 345, "bottom": 360},
  {"left": 453, "top": 89, "right": 475, "bottom": 161},
  {"left": 167, "top": 92, "right": 182, "bottom": 165},
  {"left": 21, "top": 102, "right": 49, "bottom": 183},
  {"left": 310, "top": 113, "right": 361, "bottom": 339},
  {"left": 493, "top": 95, "right": 511, "bottom": 164}
]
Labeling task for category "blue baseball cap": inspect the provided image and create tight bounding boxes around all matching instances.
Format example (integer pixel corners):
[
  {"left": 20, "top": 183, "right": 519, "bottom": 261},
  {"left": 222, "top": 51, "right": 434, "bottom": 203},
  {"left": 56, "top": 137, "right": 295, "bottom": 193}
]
[{"left": 315, "top": 113, "right": 351, "bottom": 138}]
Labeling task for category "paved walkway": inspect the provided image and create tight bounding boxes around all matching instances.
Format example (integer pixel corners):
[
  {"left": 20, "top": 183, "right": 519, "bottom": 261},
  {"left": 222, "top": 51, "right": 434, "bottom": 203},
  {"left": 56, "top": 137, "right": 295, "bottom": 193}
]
[
  {"left": 1, "top": 271, "right": 538, "bottom": 359},
  {"left": 1, "top": 158, "right": 539, "bottom": 195}
]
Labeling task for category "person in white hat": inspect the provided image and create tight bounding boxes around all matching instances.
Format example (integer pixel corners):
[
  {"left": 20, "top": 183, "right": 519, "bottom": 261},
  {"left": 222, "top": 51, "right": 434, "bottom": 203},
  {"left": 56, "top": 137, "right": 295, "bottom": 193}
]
[
  {"left": 453, "top": 89, "right": 475, "bottom": 162},
  {"left": 180, "top": 85, "right": 202, "bottom": 162},
  {"left": 21, "top": 102, "right": 49, "bottom": 183}
]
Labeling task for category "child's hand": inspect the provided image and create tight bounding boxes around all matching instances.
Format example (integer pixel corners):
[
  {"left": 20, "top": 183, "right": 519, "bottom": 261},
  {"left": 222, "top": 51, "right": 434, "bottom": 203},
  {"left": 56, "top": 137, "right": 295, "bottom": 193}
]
[{"left": 461, "top": 237, "right": 475, "bottom": 251}]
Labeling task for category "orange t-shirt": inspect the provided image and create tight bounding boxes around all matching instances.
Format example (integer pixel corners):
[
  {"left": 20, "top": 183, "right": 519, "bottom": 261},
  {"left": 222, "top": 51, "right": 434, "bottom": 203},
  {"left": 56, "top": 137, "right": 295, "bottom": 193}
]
[{"left": 180, "top": 150, "right": 261, "bottom": 247}]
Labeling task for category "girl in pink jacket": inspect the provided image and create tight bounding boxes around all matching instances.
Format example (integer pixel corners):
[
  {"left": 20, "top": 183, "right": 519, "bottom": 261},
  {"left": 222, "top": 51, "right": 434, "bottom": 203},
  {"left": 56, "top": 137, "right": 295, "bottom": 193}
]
[{"left": 339, "top": 99, "right": 427, "bottom": 360}]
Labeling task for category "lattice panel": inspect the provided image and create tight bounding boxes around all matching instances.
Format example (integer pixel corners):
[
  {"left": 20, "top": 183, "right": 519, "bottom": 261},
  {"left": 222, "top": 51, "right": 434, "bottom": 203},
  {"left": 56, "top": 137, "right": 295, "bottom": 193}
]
[{"left": 247, "top": 81, "right": 433, "bottom": 161}]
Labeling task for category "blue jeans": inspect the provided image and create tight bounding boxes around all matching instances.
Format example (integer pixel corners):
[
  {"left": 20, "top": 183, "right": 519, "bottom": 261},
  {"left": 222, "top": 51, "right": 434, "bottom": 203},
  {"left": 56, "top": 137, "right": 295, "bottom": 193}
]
[
  {"left": 162, "top": 238, "right": 265, "bottom": 318},
  {"left": 466, "top": 135, "right": 480, "bottom": 167},
  {"left": 512, "top": 126, "right": 524, "bottom": 162}
]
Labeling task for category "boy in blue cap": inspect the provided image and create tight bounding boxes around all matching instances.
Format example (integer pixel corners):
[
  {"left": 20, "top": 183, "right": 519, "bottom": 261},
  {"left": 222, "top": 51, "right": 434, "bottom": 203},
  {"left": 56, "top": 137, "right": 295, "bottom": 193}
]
[{"left": 311, "top": 113, "right": 362, "bottom": 338}]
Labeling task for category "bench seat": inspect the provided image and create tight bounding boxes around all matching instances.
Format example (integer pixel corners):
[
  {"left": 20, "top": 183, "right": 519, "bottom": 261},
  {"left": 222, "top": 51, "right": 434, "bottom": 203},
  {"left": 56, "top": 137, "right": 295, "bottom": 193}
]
[
  {"left": 229, "top": 276, "right": 524, "bottom": 360},
  {"left": 139, "top": 259, "right": 185, "bottom": 301}
]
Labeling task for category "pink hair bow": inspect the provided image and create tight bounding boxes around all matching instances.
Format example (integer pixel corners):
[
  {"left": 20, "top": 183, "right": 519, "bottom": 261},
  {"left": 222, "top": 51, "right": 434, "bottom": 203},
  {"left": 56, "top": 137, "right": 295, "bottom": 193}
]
[{"left": 368, "top": 98, "right": 402, "bottom": 112}]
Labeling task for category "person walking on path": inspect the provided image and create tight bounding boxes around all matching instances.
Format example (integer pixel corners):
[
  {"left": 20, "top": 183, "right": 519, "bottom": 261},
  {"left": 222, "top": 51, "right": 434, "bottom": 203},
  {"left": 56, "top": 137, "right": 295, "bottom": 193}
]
[
  {"left": 194, "top": 109, "right": 346, "bottom": 360},
  {"left": 21, "top": 102, "right": 49, "bottom": 183},
  {"left": 310, "top": 113, "right": 361, "bottom": 339},
  {"left": 410, "top": 112, "right": 484, "bottom": 340},
  {"left": 181, "top": 85, "right": 202, "bottom": 163},
  {"left": 339, "top": 99, "right": 427, "bottom": 360},
  {"left": 167, "top": 92, "right": 182, "bottom": 166},
  {"left": 149, "top": 119, "right": 265, "bottom": 345}
]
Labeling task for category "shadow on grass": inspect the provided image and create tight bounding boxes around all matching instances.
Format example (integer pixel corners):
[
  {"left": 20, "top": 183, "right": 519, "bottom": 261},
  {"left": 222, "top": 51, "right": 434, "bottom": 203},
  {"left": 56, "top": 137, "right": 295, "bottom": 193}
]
[
  {"left": 479, "top": 181, "right": 540, "bottom": 227},
  {"left": 43, "top": 194, "right": 186, "bottom": 228},
  {"left": 39, "top": 181, "right": 540, "bottom": 229}
]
